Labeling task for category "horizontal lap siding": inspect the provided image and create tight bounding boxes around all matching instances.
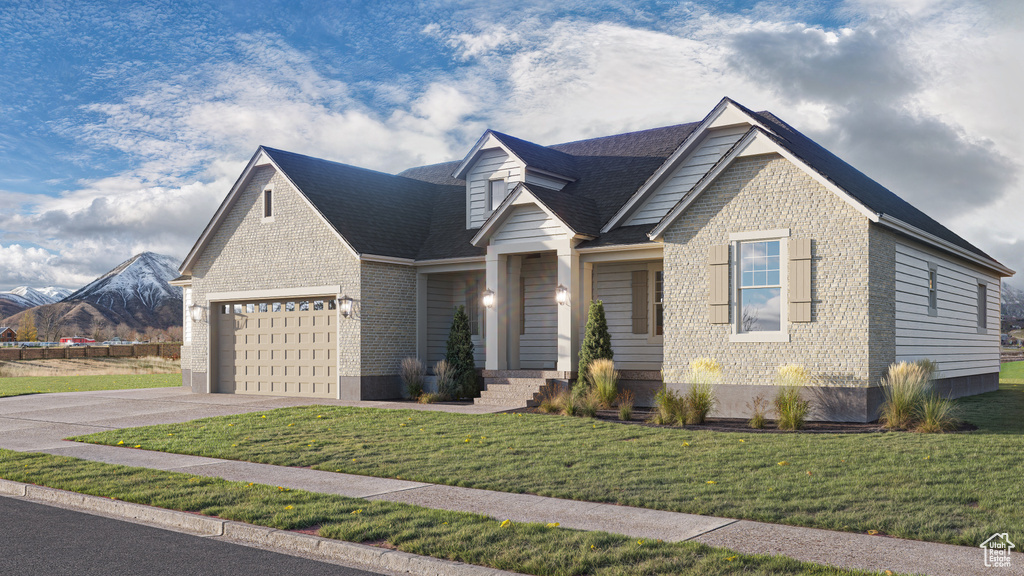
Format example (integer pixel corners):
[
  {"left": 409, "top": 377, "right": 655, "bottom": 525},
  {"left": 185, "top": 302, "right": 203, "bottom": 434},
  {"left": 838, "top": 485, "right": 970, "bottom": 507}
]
[
  {"left": 492, "top": 205, "right": 566, "bottom": 244},
  {"left": 521, "top": 254, "right": 557, "bottom": 369},
  {"left": 592, "top": 261, "right": 663, "bottom": 370},
  {"left": 426, "top": 272, "right": 486, "bottom": 368},
  {"left": 628, "top": 125, "right": 748, "bottom": 226},
  {"left": 468, "top": 148, "right": 523, "bottom": 228},
  {"left": 893, "top": 240, "right": 1000, "bottom": 378}
]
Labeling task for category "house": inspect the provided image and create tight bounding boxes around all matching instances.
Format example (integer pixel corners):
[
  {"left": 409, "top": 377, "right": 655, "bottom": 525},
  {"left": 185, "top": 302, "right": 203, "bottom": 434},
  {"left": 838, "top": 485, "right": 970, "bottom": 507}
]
[
  {"left": 0, "top": 326, "right": 15, "bottom": 343},
  {"left": 172, "top": 97, "right": 1013, "bottom": 422}
]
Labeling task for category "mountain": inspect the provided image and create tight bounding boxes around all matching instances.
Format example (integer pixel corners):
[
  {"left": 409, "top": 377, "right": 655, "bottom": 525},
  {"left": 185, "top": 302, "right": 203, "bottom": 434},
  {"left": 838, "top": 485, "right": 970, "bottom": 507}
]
[
  {"left": 7, "top": 286, "right": 67, "bottom": 307},
  {"left": 2, "top": 252, "right": 183, "bottom": 339},
  {"left": 1002, "top": 282, "right": 1024, "bottom": 321},
  {"left": 0, "top": 292, "right": 32, "bottom": 319},
  {"left": 39, "top": 286, "right": 74, "bottom": 301}
]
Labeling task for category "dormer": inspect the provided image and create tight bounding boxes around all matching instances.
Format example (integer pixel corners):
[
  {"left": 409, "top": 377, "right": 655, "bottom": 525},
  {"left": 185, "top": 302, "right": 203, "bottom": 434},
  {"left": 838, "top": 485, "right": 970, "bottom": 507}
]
[{"left": 453, "top": 130, "right": 578, "bottom": 229}]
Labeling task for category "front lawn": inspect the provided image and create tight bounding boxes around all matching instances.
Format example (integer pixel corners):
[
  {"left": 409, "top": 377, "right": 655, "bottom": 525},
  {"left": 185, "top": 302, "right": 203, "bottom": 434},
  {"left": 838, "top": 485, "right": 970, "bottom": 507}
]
[
  {"left": 72, "top": 364, "right": 1024, "bottom": 547},
  {"left": 0, "top": 373, "right": 181, "bottom": 398},
  {"left": 0, "top": 449, "right": 877, "bottom": 576}
]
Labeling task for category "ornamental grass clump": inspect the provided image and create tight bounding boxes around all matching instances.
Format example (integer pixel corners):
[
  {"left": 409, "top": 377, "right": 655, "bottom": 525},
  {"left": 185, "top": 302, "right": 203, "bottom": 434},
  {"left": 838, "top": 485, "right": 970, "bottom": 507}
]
[
  {"left": 418, "top": 393, "right": 443, "bottom": 404},
  {"left": 399, "top": 357, "right": 425, "bottom": 399},
  {"left": 774, "top": 364, "right": 811, "bottom": 431},
  {"left": 434, "top": 359, "right": 457, "bottom": 401},
  {"left": 590, "top": 358, "right": 619, "bottom": 409},
  {"left": 578, "top": 387, "right": 601, "bottom": 418},
  {"left": 747, "top": 393, "right": 769, "bottom": 429},
  {"left": 916, "top": 393, "right": 961, "bottom": 433},
  {"left": 878, "top": 361, "right": 930, "bottom": 430},
  {"left": 618, "top": 389, "right": 635, "bottom": 421},
  {"left": 652, "top": 386, "right": 688, "bottom": 426},
  {"left": 684, "top": 358, "right": 721, "bottom": 424}
]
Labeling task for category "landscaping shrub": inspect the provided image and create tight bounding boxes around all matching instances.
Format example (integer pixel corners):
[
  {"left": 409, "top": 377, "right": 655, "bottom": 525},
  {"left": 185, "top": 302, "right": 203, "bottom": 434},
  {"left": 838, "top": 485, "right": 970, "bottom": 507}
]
[
  {"left": 774, "top": 365, "right": 811, "bottom": 430},
  {"left": 434, "top": 359, "right": 457, "bottom": 400},
  {"left": 556, "top": 387, "right": 578, "bottom": 417},
  {"left": 399, "top": 357, "right": 425, "bottom": 399},
  {"left": 879, "top": 362, "right": 930, "bottom": 430},
  {"left": 916, "top": 394, "right": 961, "bottom": 433},
  {"left": 683, "top": 358, "right": 720, "bottom": 424},
  {"left": 618, "top": 389, "right": 634, "bottom": 421},
  {"left": 747, "top": 393, "right": 769, "bottom": 429},
  {"left": 577, "top": 300, "right": 613, "bottom": 387},
  {"left": 590, "top": 358, "right": 619, "bottom": 408},
  {"left": 578, "top": 387, "right": 600, "bottom": 418},
  {"left": 652, "top": 385, "right": 688, "bottom": 426},
  {"left": 418, "top": 393, "right": 444, "bottom": 404},
  {"left": 445, "top": 305, "right": 478, "bottom": 399}
]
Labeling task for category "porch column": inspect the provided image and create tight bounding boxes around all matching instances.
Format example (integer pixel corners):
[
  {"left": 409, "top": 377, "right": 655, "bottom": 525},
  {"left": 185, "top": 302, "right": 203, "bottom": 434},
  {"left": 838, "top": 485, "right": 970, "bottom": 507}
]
[
  {"left": 556, "top": 243, "right": 581, "bottom": 373},
  {"left": 485, "top": 247, "right": 508, "bottom": 370}
]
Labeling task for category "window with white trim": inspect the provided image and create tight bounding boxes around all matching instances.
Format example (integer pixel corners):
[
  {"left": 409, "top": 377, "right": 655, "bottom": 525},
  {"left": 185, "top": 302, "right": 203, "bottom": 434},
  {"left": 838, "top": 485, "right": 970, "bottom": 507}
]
[
  {"left": 738, "top": 240, "right": 782, "bottom": 333},
  {"left": 263, "top": 188, "right": 273, "bottom": 220},
  {"left": 927, "top": 264, "right": 938, "bottom": 316},
  {"left": 183, "top": 288, "right": 192, "bottom": 343},
  {"left": 488, "top": 179, "right": 506, "bottom": 212},
  {"left": 977, "top": 282, "right": 987, "bottom": 330}
]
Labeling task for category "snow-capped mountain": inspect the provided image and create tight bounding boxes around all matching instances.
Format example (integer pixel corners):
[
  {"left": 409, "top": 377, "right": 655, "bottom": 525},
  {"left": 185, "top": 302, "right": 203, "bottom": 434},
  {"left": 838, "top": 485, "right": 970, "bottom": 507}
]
[
  {"left": 64, "top": 252, "right": 183, "bottom": 322},
  {"left": 0, "top": 291, "right": 34, "bottom": 308},
  {"left": 1002, "top": 282, "right": 1024, "bottom": 320},
  {"left": 39, "top": 286, "right": 74, "bottom": 301},
  {"left": 7, "top": 286, "right": 69, "bottom": 307}
]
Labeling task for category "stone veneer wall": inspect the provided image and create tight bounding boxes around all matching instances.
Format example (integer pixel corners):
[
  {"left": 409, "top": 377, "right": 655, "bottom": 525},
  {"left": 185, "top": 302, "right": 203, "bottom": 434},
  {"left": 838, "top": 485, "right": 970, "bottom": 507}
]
[
  {"left": 187, "top": 165, "right": 361, "bottom": 392},
  {"left": 661, "top": 153, "right": 875, "bottom": 392},
  {"left": 352, "top": 260, "right": 417, "bottom": 400},
  {"left": 867, "top": 225, "right": 898, "bottom": 388}
]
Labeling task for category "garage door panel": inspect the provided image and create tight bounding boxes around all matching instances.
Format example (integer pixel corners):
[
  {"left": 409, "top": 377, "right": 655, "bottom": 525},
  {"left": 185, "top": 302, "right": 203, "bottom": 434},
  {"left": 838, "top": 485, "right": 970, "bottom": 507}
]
[{"left": 217, "top": 297, "right": 337, "bottom": 398}]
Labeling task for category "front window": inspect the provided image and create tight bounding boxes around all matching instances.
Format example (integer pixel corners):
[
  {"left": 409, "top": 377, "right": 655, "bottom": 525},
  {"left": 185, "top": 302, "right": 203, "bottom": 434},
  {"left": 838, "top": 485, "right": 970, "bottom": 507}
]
[
  {"left": 488, "top": 179, "right": 506, "bottom": 212},
  {"left": 739, "top": 240, "right": 781, "bottom": 332},
  {"left": 653, "top": 269, "right": 664, "bottom": 336}
]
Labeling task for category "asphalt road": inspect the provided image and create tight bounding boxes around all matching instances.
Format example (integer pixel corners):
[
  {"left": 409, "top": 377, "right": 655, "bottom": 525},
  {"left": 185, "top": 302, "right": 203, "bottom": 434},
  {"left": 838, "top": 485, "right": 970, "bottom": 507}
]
[{"left": 0, "top": 496, "right": 388, "bottom": 576}]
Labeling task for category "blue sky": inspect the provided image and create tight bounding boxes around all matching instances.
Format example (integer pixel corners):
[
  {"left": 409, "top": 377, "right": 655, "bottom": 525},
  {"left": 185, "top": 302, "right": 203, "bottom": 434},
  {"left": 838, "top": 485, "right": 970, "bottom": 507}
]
[{"left": 0, "top": 0, "right": 1021, "bottom": 289}]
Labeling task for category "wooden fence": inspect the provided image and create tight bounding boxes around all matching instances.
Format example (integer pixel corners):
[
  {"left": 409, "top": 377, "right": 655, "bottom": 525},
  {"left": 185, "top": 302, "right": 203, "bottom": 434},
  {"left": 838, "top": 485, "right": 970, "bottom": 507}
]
[{"left": 0, "top": 343, "right": 181, "bottom": 361}]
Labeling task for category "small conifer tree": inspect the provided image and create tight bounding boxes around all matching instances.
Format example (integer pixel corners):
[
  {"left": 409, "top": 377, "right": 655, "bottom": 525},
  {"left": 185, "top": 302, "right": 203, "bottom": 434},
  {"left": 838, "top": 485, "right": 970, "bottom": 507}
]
[
  {"left": 445, "top": 305, "right": 478, "bottom": 399},
  {"left": 577, "top": 300, "right": 613, "bottom": 387}
]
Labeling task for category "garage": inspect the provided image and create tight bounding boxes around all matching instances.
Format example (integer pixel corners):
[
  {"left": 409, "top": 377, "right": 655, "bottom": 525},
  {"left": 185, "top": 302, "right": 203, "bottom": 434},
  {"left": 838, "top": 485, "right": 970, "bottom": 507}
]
[{"left": 216, "top": 297, "right": 337, "bottom": 398}]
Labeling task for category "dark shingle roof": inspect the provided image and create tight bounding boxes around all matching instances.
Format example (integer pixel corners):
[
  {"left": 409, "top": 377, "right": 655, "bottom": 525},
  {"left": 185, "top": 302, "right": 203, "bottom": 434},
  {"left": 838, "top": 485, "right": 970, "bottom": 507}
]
[
  {"left": 490, "top": 131, "right": 579, "bottom": 179},
  {"left": 264, "top": 147, "right": 441, "bottom": 260}
]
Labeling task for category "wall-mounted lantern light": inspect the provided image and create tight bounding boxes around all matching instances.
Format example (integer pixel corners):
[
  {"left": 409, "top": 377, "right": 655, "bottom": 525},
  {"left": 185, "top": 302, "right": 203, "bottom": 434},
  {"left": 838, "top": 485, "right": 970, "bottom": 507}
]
[
  {"left": 555, "top": 284, "right": 569, "bottom": 306},
  {"left": 189, "top": 304, "right": 204, "bottom": 323},
  {"left": 338, "top": 295, "right": 354, "bottom": 318},
  {"left": 482, "top": 289, "right": 495, "bottom": 309}
]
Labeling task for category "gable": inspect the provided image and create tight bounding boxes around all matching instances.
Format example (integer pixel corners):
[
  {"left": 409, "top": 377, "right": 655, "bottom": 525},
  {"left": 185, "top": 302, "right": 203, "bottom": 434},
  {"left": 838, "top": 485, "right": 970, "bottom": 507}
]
[
  {"left": 490, "top": 204, "right": 569, "bottom": 245},
  {"left": 627, "top": 124, "right": 749, "bottom": 226},
  {"left": 466, "top": 144, "right": 525, "bottom": 229}
]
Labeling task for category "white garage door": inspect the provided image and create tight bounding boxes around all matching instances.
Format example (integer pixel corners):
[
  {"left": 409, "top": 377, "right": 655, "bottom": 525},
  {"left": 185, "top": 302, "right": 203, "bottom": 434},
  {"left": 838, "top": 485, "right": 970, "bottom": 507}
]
[{"left": 216, "top": 298, "right": 336, "bottom": 398}]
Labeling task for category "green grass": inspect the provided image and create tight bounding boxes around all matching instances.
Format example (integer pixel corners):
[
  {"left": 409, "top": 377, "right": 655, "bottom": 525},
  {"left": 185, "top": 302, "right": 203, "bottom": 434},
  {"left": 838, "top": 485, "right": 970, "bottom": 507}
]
[
  {"left": 0, "top": 449, "right": 879, "bottom": 576},
  {"left": 72, "top": 364, "right": 1024, "bottom": 548},
  {"left": 999, "top": 360, "right": 1024, "bottom": 383},
  {"left": 0, "top": 373, "right": 181, "bottom": 398}
]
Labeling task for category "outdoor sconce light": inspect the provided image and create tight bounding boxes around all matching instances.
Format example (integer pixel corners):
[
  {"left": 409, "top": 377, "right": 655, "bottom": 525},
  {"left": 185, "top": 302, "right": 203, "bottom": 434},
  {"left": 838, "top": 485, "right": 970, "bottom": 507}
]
[
  {"left": 482, "top": 289, "right": 495, "bottom": 309},
  {"left": 338, "top": 295, "right": 354, "bottom": 318},
  {"left": 189, "top": 304, "right": 203, "bottom": 323},
  {"left": 555, "top": 284, "right": 569, "bottom": 306}
]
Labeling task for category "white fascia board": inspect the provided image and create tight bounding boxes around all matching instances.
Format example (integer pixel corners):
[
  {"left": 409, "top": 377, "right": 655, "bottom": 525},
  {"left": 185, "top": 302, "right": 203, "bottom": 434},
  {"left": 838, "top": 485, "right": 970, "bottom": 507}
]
[
  {"left": 168, "top": 278, "right": 193, "bottom": 287},
  {"left": 578, "top": 245, "right": 663, "bottom": 264},
  {"left": 452, "top": 130, "right": 526, "bottom": 181},
  {"left": 877, "top": 214, "right": 1015, "bottom": 277},
  {"left": 601, "top": 97, "right": 771, "bottom": 234},
  {"left": 206, "top": 285, "right": 344, "bottom": 302},
  {"left": 469, "top": 184, "right": 575, "bottom": 247},
  {"left": 179, "top": 147, "right": 361, "bottom": 275},
  {"left": 648, "top": 128, "right": 880, "bottom": 241},
  {"left": 361, "top": 254, "right": 416, "bottom": 265}
]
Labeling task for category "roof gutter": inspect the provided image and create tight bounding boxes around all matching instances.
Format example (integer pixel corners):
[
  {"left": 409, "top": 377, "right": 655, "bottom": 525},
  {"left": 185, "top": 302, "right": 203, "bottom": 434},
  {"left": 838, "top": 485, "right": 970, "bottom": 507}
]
[{"left": 877, "top": 214, "right": 1014, "bottom": 277}]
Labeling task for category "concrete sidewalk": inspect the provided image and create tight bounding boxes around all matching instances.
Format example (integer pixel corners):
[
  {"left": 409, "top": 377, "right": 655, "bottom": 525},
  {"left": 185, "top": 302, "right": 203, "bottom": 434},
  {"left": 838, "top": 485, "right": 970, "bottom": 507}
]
[{"left": 0, "top": 387, "right": 1017, "bottom": 576}]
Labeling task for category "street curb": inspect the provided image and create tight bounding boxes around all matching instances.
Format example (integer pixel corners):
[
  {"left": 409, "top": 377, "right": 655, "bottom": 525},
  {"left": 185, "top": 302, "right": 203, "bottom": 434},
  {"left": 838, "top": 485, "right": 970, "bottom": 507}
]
[{"left": 0, "top": 479, "right": 519, "bottom": 576}]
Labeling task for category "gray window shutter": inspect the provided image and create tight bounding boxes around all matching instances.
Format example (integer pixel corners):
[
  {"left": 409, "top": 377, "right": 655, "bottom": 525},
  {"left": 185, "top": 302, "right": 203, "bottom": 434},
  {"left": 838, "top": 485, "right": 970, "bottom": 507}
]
[
  {"left": 708, "top": 245, "right": 730, "bottom": 324},
  {"left": 789, "top": 238, "right": 812, "bottom": 322},
  {"left": 631, "top": 270, "right": 648, "bottom": 334}
]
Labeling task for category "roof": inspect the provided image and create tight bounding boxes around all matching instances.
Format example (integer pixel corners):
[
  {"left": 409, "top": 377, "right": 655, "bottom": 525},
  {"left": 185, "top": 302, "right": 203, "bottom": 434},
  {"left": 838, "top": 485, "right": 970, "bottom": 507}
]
[{"left": 199, "top": 101, "right": 1004, "bottom": 274}]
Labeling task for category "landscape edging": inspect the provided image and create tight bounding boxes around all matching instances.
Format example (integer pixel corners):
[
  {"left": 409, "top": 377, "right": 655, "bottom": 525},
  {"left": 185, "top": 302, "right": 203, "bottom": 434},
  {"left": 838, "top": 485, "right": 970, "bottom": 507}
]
[{"left": 0, "top": 478, "right": 519, "bottom": 576}]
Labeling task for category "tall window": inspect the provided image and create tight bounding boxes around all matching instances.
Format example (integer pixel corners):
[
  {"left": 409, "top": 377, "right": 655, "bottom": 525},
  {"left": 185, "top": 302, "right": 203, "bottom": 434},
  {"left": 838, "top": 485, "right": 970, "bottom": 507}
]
[
  {"left": 927, "top": 264, "right": 938, "bottom": 315},
  {"left": 739, "top": 240, "right": 781, "bottom": 332},
  {"left": 653, "top": 269, "right": 664, "bottom": 336},
  {"left": 183, "top": 288, "right": 192, "bottom": 343},
  {"left": 488, "top": 179, "right": 505, "bottom": 212},
  {"left": 465, "top": 278, "right": 481, "bottom": 336},
  {"left": 978, "top": 283, "right": 987, "bottom": 329},
  {"left": 263, "top": 189, "right": 273, "bottom": 219}
]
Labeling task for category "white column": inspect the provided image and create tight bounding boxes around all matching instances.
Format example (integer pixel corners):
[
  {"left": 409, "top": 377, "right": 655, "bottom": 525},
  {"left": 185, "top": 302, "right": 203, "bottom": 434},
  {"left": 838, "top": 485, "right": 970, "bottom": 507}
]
[
  {"left": 507, "top": 255, "right": 522, "bottom": 370},
  {"left": 556, "top": 243, "right": 581, "bottom": 373},
  {"left": 485, "top": 247, "right": 507, "bottom": 370},
  {"left": 415, "top": 273, "right": 428, "bottom": 362}
]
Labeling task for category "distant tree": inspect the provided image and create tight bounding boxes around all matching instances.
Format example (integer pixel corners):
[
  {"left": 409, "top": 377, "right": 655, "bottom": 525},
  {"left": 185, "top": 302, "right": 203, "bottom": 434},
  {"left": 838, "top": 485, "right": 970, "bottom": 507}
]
[
  {"left": 35, "top": 303, "right": 71, "bottom": 342},
  {"left": 577, "top": 300, "right": 613, "bottom": 387},
  {"left": 165, "top": 326, "right": 183, "bottom": 342},
  {"left": 445, "top": 305, "right": 478, "bottom": 399},
  {"left": 114, "top": 323, "right": 137, "bottom": 341},
  {"left": 92, "top": 325, "right": 113, "bottom": 342},
  {"left": 17, "top": 310, "right": 37, "bottom": 342}
]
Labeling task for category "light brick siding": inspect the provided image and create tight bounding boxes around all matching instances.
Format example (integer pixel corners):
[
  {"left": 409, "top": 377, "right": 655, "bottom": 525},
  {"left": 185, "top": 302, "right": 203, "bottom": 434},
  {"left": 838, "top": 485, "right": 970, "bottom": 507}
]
[
  {"left": 661, "top": 153, "right": 876, "bottom": 387},
  {"left": 360, "top": 261, "right": 417, "bottom": 376},
  {"left": 186, "top": 166, "right": 361, "bottom": 382},
  {"left": 868, "top": 226, "right": 897, "bottom": 387}
]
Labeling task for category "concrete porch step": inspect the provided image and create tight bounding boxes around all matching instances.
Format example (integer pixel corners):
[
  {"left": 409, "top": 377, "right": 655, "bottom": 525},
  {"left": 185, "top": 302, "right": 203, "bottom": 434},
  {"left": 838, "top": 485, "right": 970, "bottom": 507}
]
[
  {"left": 478, "top": 389, "right": 546, "bottom": 401},
  {"left": 473, "top": 396, "right": 539, "bottom": 408},
  {"left": 482, "top": 377, "right": 557, "bottom": 387}
]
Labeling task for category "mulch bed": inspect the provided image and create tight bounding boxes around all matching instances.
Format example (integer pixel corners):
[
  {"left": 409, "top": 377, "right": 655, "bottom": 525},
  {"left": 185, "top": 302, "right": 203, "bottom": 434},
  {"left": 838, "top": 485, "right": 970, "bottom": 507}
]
[{"left": 511, "top": 406, "right": 977, "bottom": 434}]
